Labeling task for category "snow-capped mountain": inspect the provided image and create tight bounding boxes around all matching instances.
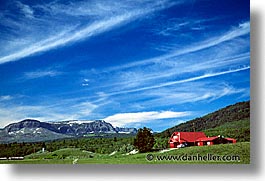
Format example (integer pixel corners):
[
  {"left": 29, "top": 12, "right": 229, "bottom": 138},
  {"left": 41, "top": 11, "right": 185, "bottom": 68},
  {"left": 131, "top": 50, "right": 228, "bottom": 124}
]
[{"left": 0, "top": 119, "right": 137, "bottom": 143}]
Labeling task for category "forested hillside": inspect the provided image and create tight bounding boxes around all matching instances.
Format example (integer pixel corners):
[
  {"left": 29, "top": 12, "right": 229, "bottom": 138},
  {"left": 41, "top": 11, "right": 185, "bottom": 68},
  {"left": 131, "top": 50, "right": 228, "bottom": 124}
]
[{"left": 158, "top": 101, "right": 250, "bottom": 141}]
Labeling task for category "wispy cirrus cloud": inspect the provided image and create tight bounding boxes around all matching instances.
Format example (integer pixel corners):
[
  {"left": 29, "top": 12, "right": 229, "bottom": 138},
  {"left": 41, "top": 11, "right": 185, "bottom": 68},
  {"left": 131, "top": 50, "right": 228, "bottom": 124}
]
[
  {"left": 75, "top": 20, "right": 250, "bottom": 110},
  {"left": 87, "top": 52, "right": 249, "bottom": 92},
  {"left": 23, "top": 70, "right": 62, "bottom": 79},
  {"left": 0, "top": 95, "right": 13, "bottom": 101},
  {"left": 135, "top": 84, "right": 247, "bottom": 109},
  {"left": 0, "top": 0, "right": 179, "bottom": 64},
  {"left": 92, "top": 66, "right": 250, "bottom": 97},
  {"left": 152, "top": 17, "right": 220, "bottom": 37},
  {"left": 74, "top": 65, "right": 249, "bottom": 117},
  {"left": 105, "top": 21, "right": 250, "bottom": 72},
  {"left": 15, "top": 1, "right": 34, "bottom": 19},
  {"left": 0, "top": 15, "right": 133, "bottom": 64}
]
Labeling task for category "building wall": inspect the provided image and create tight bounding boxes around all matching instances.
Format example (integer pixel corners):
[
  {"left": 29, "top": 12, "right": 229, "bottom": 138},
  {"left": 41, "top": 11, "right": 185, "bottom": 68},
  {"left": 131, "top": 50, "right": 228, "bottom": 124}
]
[
  {"left": 197, "top": 141, "right": 204, "bottom": 146},
  {"left": 169, "top": 142, "right": 175, "bottom": 148},
  {"left": 207, "top": 141, "right": 213, "bottom": 145}
]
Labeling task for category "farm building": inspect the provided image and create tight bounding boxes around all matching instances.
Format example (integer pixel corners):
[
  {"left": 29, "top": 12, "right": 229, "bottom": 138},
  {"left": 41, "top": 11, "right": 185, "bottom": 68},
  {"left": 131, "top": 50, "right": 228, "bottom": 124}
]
[{"left": 169, "top": 132, "right": 236, "bottom": 148}]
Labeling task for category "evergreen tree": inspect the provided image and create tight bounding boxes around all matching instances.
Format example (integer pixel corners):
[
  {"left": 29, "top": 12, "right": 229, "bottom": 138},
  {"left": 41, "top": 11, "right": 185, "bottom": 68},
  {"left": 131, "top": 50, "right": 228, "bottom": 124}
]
[
  {"left": 114, "top": 137, "right": 117, "bottom": 142},
  {"left": 133, "top": 127, "right": 155, "bottom": 153}
]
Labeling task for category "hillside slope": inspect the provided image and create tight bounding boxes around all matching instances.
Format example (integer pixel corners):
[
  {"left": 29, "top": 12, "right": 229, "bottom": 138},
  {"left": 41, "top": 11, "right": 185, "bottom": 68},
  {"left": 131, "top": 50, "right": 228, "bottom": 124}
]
[{"left": 159, "top": 101, "right": 250, "bottom": 139}]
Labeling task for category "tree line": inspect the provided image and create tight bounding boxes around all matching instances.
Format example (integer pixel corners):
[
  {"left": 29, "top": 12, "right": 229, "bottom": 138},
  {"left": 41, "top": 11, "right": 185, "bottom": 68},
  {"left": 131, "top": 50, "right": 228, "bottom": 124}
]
[{"left": 0, "top": 128, "right": 157, "bottom": 157}]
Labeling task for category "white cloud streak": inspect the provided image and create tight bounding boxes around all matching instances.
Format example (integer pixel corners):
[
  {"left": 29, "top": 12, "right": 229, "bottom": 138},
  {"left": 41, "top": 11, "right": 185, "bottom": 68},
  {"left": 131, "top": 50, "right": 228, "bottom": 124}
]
[
  {"left": 137, "top": 84, "right": 247, "bottom": 108},
  {"left": 90, "top": 52, "right": 249, "bottom": 91},
  {"left": 16, "top": 1, "right": 34, "bottom": 19},
  {"left": 24, "top": 70, "right": 62, "bottom": 79},
  {"left": 104, "top": 111, "right": 191, "bottom": 127},
  {"left": 0, "top": 15, "right": 132, "bottom": 64},
  {"left": 100, "top": 66, "right": 250, "bottom": 97},
  {"left": 106, "top": 21, "right": 250, "bottom": 71},
  {"left": 0, "top": 0, "right": 176, "bottom": 64},
  {"left": 0, "top": 95, "right": 13, "bottom": 101}
]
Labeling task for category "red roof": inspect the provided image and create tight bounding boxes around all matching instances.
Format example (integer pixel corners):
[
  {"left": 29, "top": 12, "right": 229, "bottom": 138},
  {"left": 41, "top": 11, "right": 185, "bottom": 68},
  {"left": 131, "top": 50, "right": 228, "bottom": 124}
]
[
  {"left": 196, "top": 136, "right": 219, "bottom": 142},
  {"left": 196, "top": 136, "right": 237, "bottom": 142},
  {"left": 169, "top": 132, "right": 237, "bottom": 145},
  {"left": 225, "top": 138, "right": 236, "bottom": 141},
  {"left": 171, "top": 132, "right": 206, "bottom": 142}
]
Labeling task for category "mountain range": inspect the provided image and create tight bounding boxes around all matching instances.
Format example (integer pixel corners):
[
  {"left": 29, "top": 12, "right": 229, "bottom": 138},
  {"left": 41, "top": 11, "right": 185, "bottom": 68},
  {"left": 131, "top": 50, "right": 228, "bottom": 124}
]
[
  {"left": 0, "top": 119, "right": 137, "bottom": 143},
  {"left": 0, "top": 100, "right": 250, "bottom": 143}
]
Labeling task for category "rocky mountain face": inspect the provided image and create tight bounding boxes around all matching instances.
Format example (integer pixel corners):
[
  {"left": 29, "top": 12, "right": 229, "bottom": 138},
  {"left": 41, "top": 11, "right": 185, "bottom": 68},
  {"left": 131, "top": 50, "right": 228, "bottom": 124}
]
[{"left": 0, "top": 119, "right": 137, "bottom": 143}]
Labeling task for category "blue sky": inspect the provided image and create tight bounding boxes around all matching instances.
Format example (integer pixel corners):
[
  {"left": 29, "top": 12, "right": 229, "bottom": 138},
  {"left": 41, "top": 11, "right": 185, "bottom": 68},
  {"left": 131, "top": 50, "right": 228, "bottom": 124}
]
[{"left": 0, "top": 0, "right": 250, "bottom": 131}]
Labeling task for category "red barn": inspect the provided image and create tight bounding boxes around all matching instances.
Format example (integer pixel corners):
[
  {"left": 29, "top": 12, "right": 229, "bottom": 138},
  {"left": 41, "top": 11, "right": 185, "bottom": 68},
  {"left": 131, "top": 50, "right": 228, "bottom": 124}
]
[
  {"left": 169, "top": 132, "right": 236, "bottom": 148},
  {"left": 168, "top": 132, "right": 206, "bottom": 148},
  {"left": 196, "top": 136, "right": 236, "bottom": 146}
]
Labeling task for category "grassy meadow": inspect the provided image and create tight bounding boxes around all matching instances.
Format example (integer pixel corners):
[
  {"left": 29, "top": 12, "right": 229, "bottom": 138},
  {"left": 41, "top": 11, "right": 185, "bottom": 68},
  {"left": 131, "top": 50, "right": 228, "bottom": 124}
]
[{"left": 0, "top": 142, "right": 250, "bottom": 164}]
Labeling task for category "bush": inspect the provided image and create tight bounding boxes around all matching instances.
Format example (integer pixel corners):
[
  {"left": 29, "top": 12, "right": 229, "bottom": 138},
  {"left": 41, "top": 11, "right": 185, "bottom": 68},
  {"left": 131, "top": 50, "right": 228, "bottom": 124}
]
[{"left": 119, "top": 144, "right": 134, "bottom": 153}]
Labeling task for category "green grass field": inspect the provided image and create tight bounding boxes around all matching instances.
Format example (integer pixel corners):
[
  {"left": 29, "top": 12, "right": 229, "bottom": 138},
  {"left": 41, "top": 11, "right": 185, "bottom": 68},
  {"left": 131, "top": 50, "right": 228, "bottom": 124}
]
[{"left": 0, "top": 142, "right": 250, "bottom": 164}]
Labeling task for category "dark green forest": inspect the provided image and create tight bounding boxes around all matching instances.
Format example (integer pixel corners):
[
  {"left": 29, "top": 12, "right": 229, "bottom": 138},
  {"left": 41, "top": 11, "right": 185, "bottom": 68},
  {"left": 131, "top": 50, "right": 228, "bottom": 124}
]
[
  {"left": 0, "top": 137, "right": 135, "bottom": 157},
  {"left": 158, "top": 101, "right": 250, "bottom": 140}
]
